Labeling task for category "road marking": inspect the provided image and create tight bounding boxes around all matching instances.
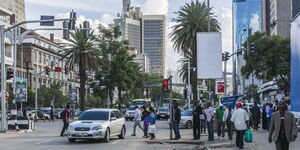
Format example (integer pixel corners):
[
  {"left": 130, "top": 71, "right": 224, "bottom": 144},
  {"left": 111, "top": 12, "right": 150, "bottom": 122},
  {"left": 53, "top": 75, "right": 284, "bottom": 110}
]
[
  {"left": 111, "top": 140, "right": 120, "bottom": 144},
  {"left": 35, "top": 140, "right": 53, "bottom": 145}
]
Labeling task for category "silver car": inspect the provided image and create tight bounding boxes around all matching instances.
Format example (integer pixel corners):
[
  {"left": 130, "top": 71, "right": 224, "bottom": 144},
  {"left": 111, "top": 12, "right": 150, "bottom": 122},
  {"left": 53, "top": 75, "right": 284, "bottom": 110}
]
[{"left": 66, "top": 109, "right": 126, "bottom": 143}]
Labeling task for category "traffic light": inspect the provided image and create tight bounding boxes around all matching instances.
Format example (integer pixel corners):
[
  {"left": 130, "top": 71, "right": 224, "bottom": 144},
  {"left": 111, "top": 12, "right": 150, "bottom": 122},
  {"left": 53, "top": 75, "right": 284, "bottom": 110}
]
[
  {"left": 63, "top": 21, "right": 69, "bottom": 40},
  {"left": 222, "top": 53, "right": 226, "bottom": 61},
  {"left": 6, "top": 69, "right": 13, "bottom": 80},
  {"left": 183, "top": 88, "right": 187, "bottom": 99},
  {"left": 249, "top": 43, "right": 255, "bottom": 53},
  {"left": 83, "top": 20, "right": 90, "bottom": 39},
  {"left": 162, "top": 79, "right": 169, "bottom": 92},
  {"left": 222, "top": 52, "right": 230, "bottom": 61},
  {"left": 44, "top": 66, "right": 50, "bottom": 75},
  {"left": 69, "top": 10, "right": 77, "bottom": 30},
  {"left": 64, "top": 65, "right": 69, "bottom": 74}
]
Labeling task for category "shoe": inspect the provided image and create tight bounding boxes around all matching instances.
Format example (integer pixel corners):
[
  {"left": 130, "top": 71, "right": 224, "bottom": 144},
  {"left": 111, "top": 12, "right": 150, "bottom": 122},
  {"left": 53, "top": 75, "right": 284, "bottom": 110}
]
[{"left": 131, "top": 134, "right": 136, "bottom": 136}]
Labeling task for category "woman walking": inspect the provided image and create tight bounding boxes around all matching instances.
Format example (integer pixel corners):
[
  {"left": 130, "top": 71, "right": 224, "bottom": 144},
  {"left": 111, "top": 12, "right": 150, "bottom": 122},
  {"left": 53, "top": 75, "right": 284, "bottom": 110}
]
[{"left": 147, "top": 107, "right": 157, "bottom": 140}]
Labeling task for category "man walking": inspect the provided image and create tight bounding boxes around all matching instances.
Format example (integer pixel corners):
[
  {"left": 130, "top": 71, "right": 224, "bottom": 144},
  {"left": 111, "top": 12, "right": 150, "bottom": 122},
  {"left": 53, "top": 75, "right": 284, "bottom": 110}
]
[
  {"left": 204, "top": 102, "right": 214, "bottom": 141},
  {"left": 199, "top": 104, "right": 206, "bottom": 134},
  {"left": 172, "top": 101, "right": 181, "bottom": 140},
  {"left": 50, "top": 106, "right": 55, "bottom": 121},
  {"left": 216, "top": 106, "right": 225, "bottom": 139},
  {"left": 231, "top": 102, "right": 249, "bottom": 149},
  {"left": 250, "top": 102, "right": 261, "bottom": 131},
  {"left": 192, "top": 100, "right": 201, "bottom": 139},
  {"left": 268, "top": 101, "right": 297, "bottom": 150},
  {"left": 131, "top": 105, "right": 143, "bottom": 136},
  {"left": 60, "top": 104, "right": 70, "bottom": 137},
  {"left": 223, "top": 104, "right": 233, "bottom": 140}
]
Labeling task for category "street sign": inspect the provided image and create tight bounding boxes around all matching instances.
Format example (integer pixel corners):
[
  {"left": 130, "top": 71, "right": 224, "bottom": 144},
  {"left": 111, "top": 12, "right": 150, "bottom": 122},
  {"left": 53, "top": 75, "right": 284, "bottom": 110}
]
[
  {"left": 216, "top": 81, "right": 225, "bottom": 94},
  {"left": 16, "top": 83, "right": 27, "bottom": 102},
  {"left": 40, "top": 15, "right": 55, "bottom": 26}
]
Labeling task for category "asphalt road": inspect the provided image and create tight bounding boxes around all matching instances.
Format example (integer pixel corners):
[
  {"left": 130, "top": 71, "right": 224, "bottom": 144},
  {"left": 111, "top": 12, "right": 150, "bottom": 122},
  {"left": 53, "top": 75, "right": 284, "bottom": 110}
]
[{"left": 0, "top": 120, "right": 197, "bottom": 150}]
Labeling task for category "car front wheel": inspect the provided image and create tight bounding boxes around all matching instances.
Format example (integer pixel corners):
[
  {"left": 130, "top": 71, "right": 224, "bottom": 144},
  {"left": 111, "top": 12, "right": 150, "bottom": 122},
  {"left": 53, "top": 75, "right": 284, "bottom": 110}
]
[
  {"left": 118, "top": 126, "right": 126, "bottom": 139},
  {"left": 68, "top": 138, "right": 75, "bottom": 143},
  {"left": 104, "top": 128, "right": 110, "bottom": 142}
]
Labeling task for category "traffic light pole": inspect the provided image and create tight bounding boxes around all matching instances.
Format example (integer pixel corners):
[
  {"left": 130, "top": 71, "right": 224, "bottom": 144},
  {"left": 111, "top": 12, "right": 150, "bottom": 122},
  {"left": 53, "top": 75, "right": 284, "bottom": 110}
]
[
  {"left": 0, "top": 25, "right": 7, "bottom": 132},
  {"left": 168, "top": 76, "right": 173, "bottom": 140},
  {"left": 187, "top": 61, "right": 191, "bottom": 109}
]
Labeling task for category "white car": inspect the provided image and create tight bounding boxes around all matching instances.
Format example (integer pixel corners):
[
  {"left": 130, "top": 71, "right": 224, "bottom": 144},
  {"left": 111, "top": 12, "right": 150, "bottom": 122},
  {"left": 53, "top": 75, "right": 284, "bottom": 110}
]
[
  {"left": 180, "top": 110, "right": 193, "bottom": 129},
  {"left": 66, "top": 109, "right": 126, "bottom": 143}
]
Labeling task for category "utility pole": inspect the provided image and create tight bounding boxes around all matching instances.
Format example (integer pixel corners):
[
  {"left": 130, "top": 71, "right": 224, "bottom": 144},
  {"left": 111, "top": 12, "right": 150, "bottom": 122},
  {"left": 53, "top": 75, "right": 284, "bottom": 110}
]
[
  {"left": 187, "top": 61, "right": 191, "bottom": 109},
  {"left": 34, "top": 70, "right": 38, "bottom": 120},
  {"left": 0, "top": 25, "right": 7, "bottom": 132},
  {"left": 169, "top": 76, "right": 173, "bottom": 140},
  {"left": 207, "top": 0, "right": 210, "bottom": 32}
]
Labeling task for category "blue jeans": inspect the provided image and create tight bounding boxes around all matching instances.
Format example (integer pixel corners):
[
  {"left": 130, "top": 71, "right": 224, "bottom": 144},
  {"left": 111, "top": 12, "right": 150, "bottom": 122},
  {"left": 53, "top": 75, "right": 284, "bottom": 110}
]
[
  {"left": 207, "top": 121, "right": 214, "bottom": 141},
  {"left": 200, "top": 119, "right": 206, "bottom": 133},
  {"left": 266, "top": 117, "right": 271, "bottom": 130},
  {"left": 172, "top": 122, "right": 181, "bottom": 139}
]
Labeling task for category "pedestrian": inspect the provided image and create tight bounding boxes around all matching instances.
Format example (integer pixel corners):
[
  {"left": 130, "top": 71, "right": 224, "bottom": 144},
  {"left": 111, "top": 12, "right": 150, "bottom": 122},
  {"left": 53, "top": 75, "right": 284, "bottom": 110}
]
[
  {"left": 231, "top": 102, "right": 249, "bottom": 149},
  {"left": 192, "top": 100, "right": 201, "bottom": 140},
  {"left": 147, "top": 107, "right": 157, "bottom": 140},
  {"left": 250, "top": 102, "right": 261, "bottom": 131},
  {"left": 50, "top": 106, "right": 55, "bottom": 121},
  {"left": 199, "top": 104, "right": 206, "bottom": 134},
  {"left": 172, "top": 101, "right": 181, "bottom": 140},
  {"left": 262, "top": 104, "right": 267, "bottom": 130},
  {"left": 204, "top": 102, "right": 214, "bottom": 141},
  {"left": 216, "top": 106, "right": 225, "bottom": 139},
  {"left": 267, "top": 103, "right": 274, "bottom": 131},
  {"left": 268, "top": 101, "right": 297, "bottom": 150},
  {"left": 131, "top": 105, "right": 144, "bottom": 136},
  {"left": 60, "top": 104, "right": 70, "bottom": 137},
  {"left": 273, "top": 100, "right": 279, "bottom": 112},
  {"left": 222, "top": 104, "right": 233, "bottom": 140},
  {"left": 142, "top": 106, "right": 150, "bottom": 138}
]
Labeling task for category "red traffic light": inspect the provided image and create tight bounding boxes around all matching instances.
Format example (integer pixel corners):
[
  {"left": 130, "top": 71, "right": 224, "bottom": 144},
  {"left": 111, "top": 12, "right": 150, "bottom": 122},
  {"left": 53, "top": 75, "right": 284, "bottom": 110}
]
[
  {"left": 162, "top": 79, "right": 169, "bottom": 92},
  {"left": 55, "top": 67, "right": 62, "bottom": 72}
]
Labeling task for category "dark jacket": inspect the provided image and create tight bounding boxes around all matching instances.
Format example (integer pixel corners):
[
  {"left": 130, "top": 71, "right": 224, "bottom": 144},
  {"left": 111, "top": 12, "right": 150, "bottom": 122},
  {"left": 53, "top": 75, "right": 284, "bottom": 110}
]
[
  {"left": 174, "top": 107, "right": 181, "bottom": 124},
  {"left": 250, "top": 105, "right": 261, "bottom": 119},
  {"left": 193, "top": 105, "right": 202, "bottom": 121}
]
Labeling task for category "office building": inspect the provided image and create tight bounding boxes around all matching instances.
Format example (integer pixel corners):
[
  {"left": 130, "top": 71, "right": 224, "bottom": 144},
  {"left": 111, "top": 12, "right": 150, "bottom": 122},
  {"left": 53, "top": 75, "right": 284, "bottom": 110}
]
[
  {"left": 133, "top": 54, "right": 150, "bottom": 73},
  {"left": 268, "top": 0, "right": 291, "bottom": 37},
  {"left": 18, "top": 31, "right": 79, "bottom": 94},
  {"left": 233, "top": 0, "right": 262, "bottom": 94},
  {"left": 0, "top": 0, "right": 26, "bottom": 28},
  {"left": 142, "top": 15, "right": 166, "bottom": 76}
]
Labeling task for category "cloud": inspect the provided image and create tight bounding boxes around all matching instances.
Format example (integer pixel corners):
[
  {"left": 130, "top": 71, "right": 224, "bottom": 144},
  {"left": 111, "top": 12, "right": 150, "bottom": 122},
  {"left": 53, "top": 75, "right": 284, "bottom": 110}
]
[{"left": 138, "top": 0, "right": 169, "bottom": 16}]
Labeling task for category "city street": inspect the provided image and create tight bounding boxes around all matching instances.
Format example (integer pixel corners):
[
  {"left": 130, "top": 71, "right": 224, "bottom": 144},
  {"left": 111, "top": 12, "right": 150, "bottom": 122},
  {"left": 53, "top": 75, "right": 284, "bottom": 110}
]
[{"left": 0, "top": 120, "right": 300, "bottom": 150}]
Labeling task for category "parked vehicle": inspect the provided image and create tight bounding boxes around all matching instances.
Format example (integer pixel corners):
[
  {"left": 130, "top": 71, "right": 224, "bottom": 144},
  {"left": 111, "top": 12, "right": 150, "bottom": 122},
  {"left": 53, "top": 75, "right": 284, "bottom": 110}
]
[
  {"left": 157, "top": 107, "right": 169, "bottom": 120},
  {"left": 124, "top": 106, "right": 135, "bottom": 121},
  {"left": 66, "top": 109, "right": 126, "bottom": 143},
  {"left": 180, "top": 110, "right": 193, "bottom": 129},
  {"left": 131, "top": 99, "right": 151, "bottom": 108},
  {"left": 27, "top": 110, "right": 51, "bottom": 121}
]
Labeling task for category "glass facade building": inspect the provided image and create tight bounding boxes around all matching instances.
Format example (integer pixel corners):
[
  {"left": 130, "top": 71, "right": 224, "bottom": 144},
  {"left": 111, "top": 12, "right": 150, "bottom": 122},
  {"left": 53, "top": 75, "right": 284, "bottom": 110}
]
[{"left": 233, "top": 0, "right": 262, "bottom": 94}]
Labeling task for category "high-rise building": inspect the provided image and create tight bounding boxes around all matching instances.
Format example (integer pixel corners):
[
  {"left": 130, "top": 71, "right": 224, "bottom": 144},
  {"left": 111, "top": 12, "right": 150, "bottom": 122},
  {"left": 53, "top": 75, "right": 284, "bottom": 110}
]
[
  {"left": 142, "top": 15, "right": 166, "bottom": 76},
  {"left": 114, "top": 2, "right": 166, "bottom": 76},
  {"left": 268, "top": 0, "right": 292, "bottom": 37},
  {"left": 233, "top": 0, "right": 262, "bottom": 94},
  {"left": 0, "top": 0, "right": 26, "bottom": 28}
]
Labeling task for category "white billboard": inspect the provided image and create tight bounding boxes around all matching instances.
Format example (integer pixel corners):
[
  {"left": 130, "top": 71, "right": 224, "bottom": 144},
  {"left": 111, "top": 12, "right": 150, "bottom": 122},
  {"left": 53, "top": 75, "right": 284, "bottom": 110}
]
[{"left": 197, "top": 32, "right": 222, "bottom": 79}]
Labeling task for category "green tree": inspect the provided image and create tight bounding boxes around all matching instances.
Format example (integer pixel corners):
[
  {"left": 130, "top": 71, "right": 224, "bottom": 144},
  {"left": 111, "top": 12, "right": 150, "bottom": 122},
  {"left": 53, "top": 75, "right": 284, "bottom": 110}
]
[
  {"left": 49, "top": 84, "right": 68, "bottom": 108},
  {"left": 241, "top": 32, "right": 290, "bottom": 88},
  {"left": 62, "top": 29, "right": 100, "bottom": 111},
  {"left": 38, "top": 85, "right": 52, "bottom": 106},
  {"left": 170, "top": 0, "right": 221, "bottom": 100},
  {"left": 244, "top": 84, "right": 259, "bottom": 103},
  {"left": 95, "top": 24, "right": 142, "bottom": 108}
]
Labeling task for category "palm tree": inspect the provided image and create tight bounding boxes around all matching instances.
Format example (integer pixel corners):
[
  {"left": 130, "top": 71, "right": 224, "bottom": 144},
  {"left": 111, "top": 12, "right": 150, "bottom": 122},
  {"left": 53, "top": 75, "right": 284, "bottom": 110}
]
[
  {"left": 62, "top": 29, "right": 99, "bottom": 111},
  {"left": 170, "top": 0, "right": 221, "bottom": 100}
]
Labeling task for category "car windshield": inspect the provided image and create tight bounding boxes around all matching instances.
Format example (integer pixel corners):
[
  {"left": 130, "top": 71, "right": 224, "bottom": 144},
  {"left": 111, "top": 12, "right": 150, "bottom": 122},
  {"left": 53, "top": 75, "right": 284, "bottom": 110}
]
[
  {"left": 159, "top": 108, "right": 169, "bottom": 112},
  {"left": 78, "top": 111, "right": 109, "bottom": 121},
  {"left": 128, "top": 107, "right": 135, "bottom": 110},
  {"left": 181, "top": 110, "right": 192, "bottom": 116}
]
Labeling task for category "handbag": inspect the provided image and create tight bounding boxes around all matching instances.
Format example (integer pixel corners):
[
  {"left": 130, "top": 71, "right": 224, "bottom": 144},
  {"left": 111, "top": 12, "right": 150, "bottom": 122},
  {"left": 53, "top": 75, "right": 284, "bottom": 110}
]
[
  {"left": 244, "top": 129, "right": 253, "bottom": 143},
  {"left": 147, "top": 124, "right": 156, "bottom": 134}
]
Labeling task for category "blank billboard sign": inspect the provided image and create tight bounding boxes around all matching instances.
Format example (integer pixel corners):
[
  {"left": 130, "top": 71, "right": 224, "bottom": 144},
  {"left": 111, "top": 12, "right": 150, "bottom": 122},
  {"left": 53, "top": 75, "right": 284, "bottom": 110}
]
[
  {"left": 197, "top": 32, "right": 222, "bottom": 79},
  {"left": 291, "top": 15, "right": 300, "bottom": 112}
]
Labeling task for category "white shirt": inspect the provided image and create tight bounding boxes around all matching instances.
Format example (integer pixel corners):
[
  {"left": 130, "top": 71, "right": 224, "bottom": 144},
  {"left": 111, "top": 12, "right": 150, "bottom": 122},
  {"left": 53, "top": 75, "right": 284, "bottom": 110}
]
[
  {"left": 222, "top": 109, "right": 234, "bottom": 122},
  {"left": 231, "top": 108, "right": 249, "bottom": 130},
  {"left": 134, "top": 108, "right": 141, "bottom": 121},
  {"left": 204, "top": 107, "right": 214, "bottom": 122}
]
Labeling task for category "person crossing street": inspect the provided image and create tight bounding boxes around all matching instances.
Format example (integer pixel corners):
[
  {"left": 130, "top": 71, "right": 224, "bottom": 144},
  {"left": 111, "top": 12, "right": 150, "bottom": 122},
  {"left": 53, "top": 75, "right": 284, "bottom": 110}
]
[
  {"left": 216, "top": 106, "right": 225, "bottom": 139},
  {"left": 131, "top": 105, "right": 144, "bottom": 136}
]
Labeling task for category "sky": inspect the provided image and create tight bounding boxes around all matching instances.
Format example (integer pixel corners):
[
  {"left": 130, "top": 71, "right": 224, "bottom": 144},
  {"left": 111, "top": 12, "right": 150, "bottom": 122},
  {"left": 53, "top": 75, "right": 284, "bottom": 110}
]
[{"left": 24, "top": 0, "right": 233, "bottom": 74}]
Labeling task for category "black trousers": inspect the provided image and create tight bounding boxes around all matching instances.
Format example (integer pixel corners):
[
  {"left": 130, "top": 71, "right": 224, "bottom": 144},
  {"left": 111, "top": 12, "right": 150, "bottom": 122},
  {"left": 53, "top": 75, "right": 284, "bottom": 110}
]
[
  {"left": 143, "top": 125, "right": 148, "bottom": 137},
  {"left": 236, "top": 130, "right": 246, "bottom": 149},
  {"left": 252, "top": 118, "right": 259, "bottom": 130},
  {"left": 226, "top": 121, "right": 233, "bottom": 140},
  {"left": 60, "top": 121, "right": 69, "bottom": 136},
  {"left": 275, "top": 132, "right": 290, "bottom": 150},
  {"left": 193, "top": 119, "right": 200, "bottom": 139}
]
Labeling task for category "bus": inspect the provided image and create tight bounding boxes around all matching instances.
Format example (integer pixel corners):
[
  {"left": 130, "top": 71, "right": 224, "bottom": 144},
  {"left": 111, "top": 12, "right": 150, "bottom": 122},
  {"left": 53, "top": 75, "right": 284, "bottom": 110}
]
[{"left": 131, "top": 99, "right": 152, "bottom": 107}]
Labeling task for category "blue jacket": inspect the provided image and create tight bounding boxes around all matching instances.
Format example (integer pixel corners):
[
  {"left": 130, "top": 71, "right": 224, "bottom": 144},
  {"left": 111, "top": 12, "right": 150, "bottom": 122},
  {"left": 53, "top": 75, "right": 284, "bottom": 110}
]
[{"left": 147, "top": 112, "right": 156, "bottom": 125}]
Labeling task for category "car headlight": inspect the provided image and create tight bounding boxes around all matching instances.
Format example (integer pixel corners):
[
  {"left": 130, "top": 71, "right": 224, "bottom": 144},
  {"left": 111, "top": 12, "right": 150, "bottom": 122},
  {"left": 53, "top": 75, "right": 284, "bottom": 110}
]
[
  {"left": 68, "top": 126, "right": 75, "bottom": 131},
  {"left": 92, "top": 126, "right": 103, "bottom": 130}
]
